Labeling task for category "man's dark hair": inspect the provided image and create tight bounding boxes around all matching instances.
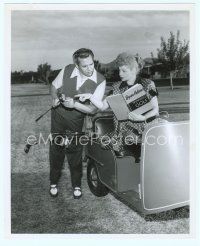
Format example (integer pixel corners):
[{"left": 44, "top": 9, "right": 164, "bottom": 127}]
[{"left": 72, "top": 48, "right": 94, "bottom": 65}]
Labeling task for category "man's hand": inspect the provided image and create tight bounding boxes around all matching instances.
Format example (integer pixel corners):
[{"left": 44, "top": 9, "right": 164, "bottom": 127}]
[
  {"left": 128, "top": 112, "right": 145, "bottom": 122},
  {"left": 58, "top": 94, "right": 66, "bottom": 102},
  {"left": 74, "top": 93, "right": 92, "bottom": 102},
  {"left": 62, "top": 97, "right": 75, "bottom": 109},
  {"left": 52, "top": 98, "right": 60, "bottom": 108}
]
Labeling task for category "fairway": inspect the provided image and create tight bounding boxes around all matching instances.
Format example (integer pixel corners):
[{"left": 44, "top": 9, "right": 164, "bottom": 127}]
[{"left": 11, "top": 85, "right": 189, "bottom": 234}]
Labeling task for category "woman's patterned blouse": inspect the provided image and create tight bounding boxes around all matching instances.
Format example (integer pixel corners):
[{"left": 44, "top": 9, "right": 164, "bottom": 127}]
[{"left": 111, "top": 77, "right": 159, "bottom": 143}]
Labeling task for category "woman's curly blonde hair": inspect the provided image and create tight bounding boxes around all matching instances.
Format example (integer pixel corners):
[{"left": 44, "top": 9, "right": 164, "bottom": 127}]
[{"left": 116, "top": 52, "right": 144, "bottom": 72}]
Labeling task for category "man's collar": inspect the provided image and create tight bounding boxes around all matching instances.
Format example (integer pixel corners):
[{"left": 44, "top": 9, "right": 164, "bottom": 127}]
[{"left": 70, "top": 66, "right": 97, "bottom": 83}]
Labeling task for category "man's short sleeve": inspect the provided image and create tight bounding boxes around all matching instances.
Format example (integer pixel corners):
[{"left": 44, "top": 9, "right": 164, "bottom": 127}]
[{"left": 52, "top": 68, "right": 65, "bottom": 89}]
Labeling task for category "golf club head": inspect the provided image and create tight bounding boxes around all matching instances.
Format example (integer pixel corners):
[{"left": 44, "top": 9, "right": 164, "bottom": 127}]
[
  {"left": 24, "top": 144, "right": 31, "bottom": 154},
  {"left": 24, "top": 141, "right": 38, "bottom": 154}
]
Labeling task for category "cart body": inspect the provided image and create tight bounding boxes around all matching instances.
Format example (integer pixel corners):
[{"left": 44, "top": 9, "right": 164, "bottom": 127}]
[{"left": 86, "top": 113, "right": 189, "bottom": 214}]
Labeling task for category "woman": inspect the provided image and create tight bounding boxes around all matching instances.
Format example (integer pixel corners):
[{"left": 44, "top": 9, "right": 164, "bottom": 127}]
[{"left": 102, "top": 52, "right": 165, "bottom": 160}]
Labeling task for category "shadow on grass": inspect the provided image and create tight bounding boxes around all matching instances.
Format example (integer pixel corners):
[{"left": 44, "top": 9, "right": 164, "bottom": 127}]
[
  {"left": 144, "top": 206, "right": 189, "bottom": 222},
  {"left": 11, "top": 172, "right": 189, "bottom": 234},
  {"left": 11, "top": 172, "right": 107, "bottom": 233}
]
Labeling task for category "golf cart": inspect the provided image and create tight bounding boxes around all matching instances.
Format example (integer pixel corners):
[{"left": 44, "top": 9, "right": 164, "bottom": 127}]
[{"left": 85, "top": 112, "right": 189, "bottom": 215}]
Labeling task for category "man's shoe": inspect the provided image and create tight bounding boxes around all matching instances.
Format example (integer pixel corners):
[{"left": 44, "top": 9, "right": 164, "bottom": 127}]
[
  {"left": 49, "top": 184, "right": 58, "bottom": 197},
  {"left": 73, "top": 187, "right": 82, "bottom": 199}
]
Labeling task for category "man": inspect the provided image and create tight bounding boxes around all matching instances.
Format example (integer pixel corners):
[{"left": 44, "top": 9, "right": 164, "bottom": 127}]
[{"left": 49, "top": 48, "right": 106, "bottom": 199}]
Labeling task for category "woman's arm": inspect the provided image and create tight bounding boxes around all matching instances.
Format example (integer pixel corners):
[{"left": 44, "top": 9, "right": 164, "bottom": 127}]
[
  {"left": 128, "top": 96, "right": 159, "bottom": 122},
  {"left": 143, "top": 96, "right": 159, "bottom": 120}
]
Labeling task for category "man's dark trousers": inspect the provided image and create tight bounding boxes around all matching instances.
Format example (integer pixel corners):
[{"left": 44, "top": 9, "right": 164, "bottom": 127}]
[{"left": 49, "top": 107, "right": 84, "bottom": 188}]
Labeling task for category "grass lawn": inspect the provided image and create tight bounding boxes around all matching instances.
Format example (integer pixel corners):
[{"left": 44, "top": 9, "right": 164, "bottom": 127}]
[{"left": 11, "top": 84, "right": 189, "bottom": 234}]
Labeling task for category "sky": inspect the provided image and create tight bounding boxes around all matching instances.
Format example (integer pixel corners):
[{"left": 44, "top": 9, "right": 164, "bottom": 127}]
[{"left": 11, "top": 10, "right": 189, "bottom": 72}]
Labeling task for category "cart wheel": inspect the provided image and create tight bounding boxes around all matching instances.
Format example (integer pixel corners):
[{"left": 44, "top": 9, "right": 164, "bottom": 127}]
[{"left": 87, "top": 160, "right": 109, "bottom": 197}]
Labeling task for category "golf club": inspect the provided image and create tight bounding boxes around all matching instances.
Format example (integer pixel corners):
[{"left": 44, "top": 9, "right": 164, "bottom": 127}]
[{"left": 35, "top": 107, "right": 52, "bottom": 122}]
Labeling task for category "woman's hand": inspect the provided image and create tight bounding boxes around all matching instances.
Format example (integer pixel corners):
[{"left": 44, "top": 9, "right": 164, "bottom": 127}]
[
  {"left": 128, "top": 112, "right": 145, "bottom": 122},
  {"left": 74, "top": 93, "right": 92, "bottom": 102}
]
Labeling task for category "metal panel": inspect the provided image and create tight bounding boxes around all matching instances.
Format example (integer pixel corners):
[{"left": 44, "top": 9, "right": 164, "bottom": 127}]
[
  {"left": 87, "top": 142, "right": 117, "bottom": 190},
  {"left": 141, "top": 121, "right": 189, "bottom": 212},
  {"left": 116, "top": 157, "right": 140, "bottom": 193}
]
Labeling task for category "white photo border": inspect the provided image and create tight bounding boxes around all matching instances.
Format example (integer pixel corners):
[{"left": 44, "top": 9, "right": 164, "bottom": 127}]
[{"left": 1, "top": 0, "right": 199, "bottom": 245}]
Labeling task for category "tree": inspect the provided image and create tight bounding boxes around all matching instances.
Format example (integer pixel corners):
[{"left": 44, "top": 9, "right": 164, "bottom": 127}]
[
  {"left": 37, "top": 63, "right": 51, "bottom": 84},
  {"left": 94, "top": 60, "right": 101, "bottom": 72},
  {"left": 156, "top": 30, "right": 189, "bottom": 89}
]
